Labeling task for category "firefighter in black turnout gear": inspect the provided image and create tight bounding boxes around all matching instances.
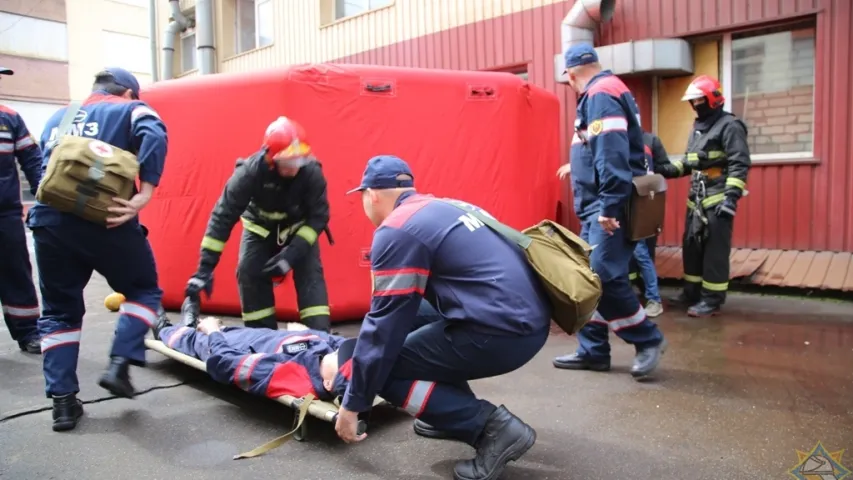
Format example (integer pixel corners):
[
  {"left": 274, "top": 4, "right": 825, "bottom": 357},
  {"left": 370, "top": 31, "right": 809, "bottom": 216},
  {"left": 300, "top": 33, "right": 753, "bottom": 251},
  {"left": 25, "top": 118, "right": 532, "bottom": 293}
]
[
  {"left": 661, "top": 75, "right": 751, "bottom": 317},
  {"left": 185, "top": 117, "right": 333, "bottom": 331}
]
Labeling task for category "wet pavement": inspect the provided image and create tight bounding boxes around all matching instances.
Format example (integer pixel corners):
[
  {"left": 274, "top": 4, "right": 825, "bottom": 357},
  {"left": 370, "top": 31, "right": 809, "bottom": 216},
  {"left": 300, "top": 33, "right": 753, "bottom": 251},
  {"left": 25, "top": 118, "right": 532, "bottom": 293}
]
[{"left": 1, "top": 238, "right": 852, "bottom": 479}]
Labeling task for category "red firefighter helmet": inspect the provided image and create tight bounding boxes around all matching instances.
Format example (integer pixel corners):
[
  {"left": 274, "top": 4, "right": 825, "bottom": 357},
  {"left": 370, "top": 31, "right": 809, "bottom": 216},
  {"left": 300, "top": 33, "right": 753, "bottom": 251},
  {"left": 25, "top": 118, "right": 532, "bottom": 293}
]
[
  {"left": 262, "top": 116, "right": 312, "bottom": 167},
  {"left": 681, "top": 75, "right": 725, "bottom": 109}
]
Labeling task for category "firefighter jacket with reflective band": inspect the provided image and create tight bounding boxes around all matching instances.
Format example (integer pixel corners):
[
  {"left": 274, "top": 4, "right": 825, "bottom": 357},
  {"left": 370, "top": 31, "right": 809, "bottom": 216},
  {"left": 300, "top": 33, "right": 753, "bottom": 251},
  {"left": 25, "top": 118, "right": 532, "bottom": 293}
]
[
  {"left": 27, "top": 91, "right": 168, "bottom": 227},
  {"left": 196, "top": 327, "right": 347, "bottom": 401},
  {"left": 0, "top": 105, "right": 42, "bottom": 217},
  {"left": 197, "top": 152, "right": 330, "bottom": 272},
  {"left": 341, "top": 191, "right": 552, "bottom": 413},
  {"left": 569, "top": 70, "right": 648, "bottom": 222},
  {"left": 678, "top": 111, "right": 751, "bottom": 211}
]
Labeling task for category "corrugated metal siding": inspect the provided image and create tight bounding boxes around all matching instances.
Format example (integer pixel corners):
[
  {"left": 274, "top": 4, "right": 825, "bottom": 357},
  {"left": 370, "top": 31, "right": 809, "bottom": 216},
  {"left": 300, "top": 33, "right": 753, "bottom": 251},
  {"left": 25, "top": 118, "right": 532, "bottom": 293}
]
[
  {"left": 599, "top": 0, "right": 853, "bottom": 252},
  {"left": 217, "top": 0, "right": 566, "bottom": 74},
  {"left": 328, "top": 0, "right": 852, "bottom": 251},
  {"left": 331, "top": 1, "right": 653, "bottom": 230}
]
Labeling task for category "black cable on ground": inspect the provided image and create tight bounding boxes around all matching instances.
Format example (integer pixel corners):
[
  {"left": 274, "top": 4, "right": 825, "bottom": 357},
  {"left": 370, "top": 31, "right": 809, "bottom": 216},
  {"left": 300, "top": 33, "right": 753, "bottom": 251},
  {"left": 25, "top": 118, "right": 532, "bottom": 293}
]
[{"left": 0, "top": 380, "right": 193, "bottom": 424}]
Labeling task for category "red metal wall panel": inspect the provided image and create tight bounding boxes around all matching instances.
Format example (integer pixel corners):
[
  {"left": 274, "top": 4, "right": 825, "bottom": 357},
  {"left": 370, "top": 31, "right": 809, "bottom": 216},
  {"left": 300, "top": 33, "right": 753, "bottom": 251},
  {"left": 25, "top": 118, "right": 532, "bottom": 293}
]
[
  {"left": 599, "top": 0, "right": 852, "bottom": 252},
  {"left": 334, "top": 0, "right": 852, "bottom": 252}
]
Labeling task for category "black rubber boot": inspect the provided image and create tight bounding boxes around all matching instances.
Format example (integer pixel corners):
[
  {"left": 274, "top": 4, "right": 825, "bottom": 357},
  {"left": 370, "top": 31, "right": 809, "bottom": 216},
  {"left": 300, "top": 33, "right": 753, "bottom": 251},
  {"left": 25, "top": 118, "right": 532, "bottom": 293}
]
[
  {"left": 97, "top": 357, "right": 136, "bottom": 399},
  {"left": 453, "top": 405, "right": 537, "bottom": 480},
  {"left": 667, "top": 291, "right": 698, "bottom": 309},
  {"left": 630, "top": 339, "right": 668, "bottom": 380},
  {"left": 152, "top": 310, "right": 172, "bottom": 339},
  {"left": 413, "top": 419, "right": 463, "bottom": 441},
  {"left": 687, "top": 301, "right": 721, "bottom": 318},
  {"left": 552, "top": 353, "right": 610, "bottom": 372},
  {"left": 18, "top": 338, "right": 42, "bottom": 354},
  {"left": 180, "top": 296, "right": 200, "bottom": 328},
  {"left": 52, "top": 394, "right": 84, "bottom": 432}
]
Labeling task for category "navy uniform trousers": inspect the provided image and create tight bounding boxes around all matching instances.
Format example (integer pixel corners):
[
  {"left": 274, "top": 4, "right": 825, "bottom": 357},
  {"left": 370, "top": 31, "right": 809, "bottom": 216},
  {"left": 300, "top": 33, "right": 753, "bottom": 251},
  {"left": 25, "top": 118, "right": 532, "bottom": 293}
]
[
  {"left": 31, "top": 217, "right": 162, "bottom": 397},
  {"left": 0, "top": 215, "right": 40, "bottom": 343},
  {"left": 575, "top": 216, "right": 664, "bottom": 360},
  {"left": 376, "top": 301, "right": 549, "bottom": 446}
]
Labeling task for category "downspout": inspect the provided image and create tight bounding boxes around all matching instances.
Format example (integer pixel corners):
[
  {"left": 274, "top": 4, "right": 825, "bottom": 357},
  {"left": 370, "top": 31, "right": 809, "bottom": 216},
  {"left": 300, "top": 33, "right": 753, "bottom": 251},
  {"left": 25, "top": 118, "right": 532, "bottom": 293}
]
[
  {"left": 561, "top": 0, "right": 616, "bottom": 53},
  {"left": 195, "top": 0, "right": 216, "bottom": 75},
  {"left": 161, "top": 0, "right": 189, "bottom": 80},
  {"left": 148, "top": 0, "right": 159, "bottom": 81}
]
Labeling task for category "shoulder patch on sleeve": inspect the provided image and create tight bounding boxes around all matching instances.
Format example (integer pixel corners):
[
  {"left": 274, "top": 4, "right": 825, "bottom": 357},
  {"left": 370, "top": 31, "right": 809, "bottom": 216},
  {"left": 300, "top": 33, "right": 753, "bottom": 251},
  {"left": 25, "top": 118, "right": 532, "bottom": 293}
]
[
  {"left": 588, "top": 120, "right": 603, "bottom": 136},
  {"left": 131, "top": 105, "right": 160, "bottom": 124}
]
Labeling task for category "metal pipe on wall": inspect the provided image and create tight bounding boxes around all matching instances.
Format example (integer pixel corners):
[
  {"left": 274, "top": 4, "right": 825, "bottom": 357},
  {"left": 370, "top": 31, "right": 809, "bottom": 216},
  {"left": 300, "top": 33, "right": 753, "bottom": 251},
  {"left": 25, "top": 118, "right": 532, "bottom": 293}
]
[
  {"left": 161, "top": 0, "right": 189, "bottom": 81},
  {"left": 148, "top": 0, "right": 159, "bottom": 82},
  {"left": 561, "top": 0, "right": 616, "bottom": 53},
  {"left": 195, "top": 0, "right": 216, "bottom": 75},
  {"left": 554, "top": 0, "right": 616, "bottom": 82}
]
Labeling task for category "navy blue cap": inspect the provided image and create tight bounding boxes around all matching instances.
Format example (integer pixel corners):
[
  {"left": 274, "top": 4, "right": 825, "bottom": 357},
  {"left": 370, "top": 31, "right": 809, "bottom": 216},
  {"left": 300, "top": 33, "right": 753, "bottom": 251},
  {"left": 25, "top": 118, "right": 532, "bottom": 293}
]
[
  {"left": 0, "top": 67, "right": 13, "bottom": 75},
  {"left": 564, "top": 43, "right": 599, "bottom": 71},
  {"left": 103, "top": 67, "right": 141, "bottom": 98},
  {"left": 347, "top": 155, "right": 415, "bottom": 194}
]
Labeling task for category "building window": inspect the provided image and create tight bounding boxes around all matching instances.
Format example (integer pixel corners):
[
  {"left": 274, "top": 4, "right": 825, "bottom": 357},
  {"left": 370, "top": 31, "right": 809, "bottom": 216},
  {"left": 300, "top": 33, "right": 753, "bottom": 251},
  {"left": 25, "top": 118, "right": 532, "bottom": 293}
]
[
  {"left": 103, "top": 31, "right": 152, "bottom": 75},
  {"left": 236, "top": 0, "right": 274, "bottom": 55},
  {"left": 722, "top": 22, "right": 816, "bottom": 161},
  {"left": 335, "top": 0, "right": 393, "bottom": 20},
  {"left": 181, "top": 31, "right": 197, "bottom": 72},
  {"left": 0, "top": 12, "right": 68, "bottom": 61}
]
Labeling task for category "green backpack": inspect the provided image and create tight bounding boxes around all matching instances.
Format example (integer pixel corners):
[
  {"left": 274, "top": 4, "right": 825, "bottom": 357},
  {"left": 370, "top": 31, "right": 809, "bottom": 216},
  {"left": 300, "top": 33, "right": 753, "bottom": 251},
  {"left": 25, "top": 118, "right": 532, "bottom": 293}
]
[{"left": 440, "top": 199, "right": 602, "bottom": 335}]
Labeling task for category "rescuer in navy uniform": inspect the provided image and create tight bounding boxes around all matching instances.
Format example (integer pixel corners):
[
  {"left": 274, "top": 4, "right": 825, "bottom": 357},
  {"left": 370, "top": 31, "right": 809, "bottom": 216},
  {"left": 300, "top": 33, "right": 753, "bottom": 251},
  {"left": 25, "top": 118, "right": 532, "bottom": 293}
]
[
  {"left": 28, "top": 68, "right": 168, "bottom": 432},
  {"left": 0, "top": 66, "right": 43, "bottom": 354},
  {"left": 552, "top": 44, "right": 667, "bottom": 379},
  {"left": 184, "top": 116, "right": 333, "bottom": 332},
  {"left": 662, "top": 75, "right": 751, "bottom": 317},
  {"left": 335, "top": 155, "right": 550, "bottom": 480}
]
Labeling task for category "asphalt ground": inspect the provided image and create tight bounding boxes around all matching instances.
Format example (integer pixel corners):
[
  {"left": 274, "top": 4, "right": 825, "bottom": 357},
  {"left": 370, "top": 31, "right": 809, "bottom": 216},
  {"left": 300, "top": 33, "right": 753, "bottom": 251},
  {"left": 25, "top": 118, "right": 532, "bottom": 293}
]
[{"left": 1, "top": 239, "right": 852, "bottom": 480}]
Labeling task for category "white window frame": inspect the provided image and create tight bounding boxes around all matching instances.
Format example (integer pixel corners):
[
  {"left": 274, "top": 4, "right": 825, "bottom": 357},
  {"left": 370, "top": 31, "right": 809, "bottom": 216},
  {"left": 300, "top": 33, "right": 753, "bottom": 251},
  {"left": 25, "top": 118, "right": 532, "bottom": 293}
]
[
  {"left": 335, "top": 0, "right": 392, "bottom": 21},
  {"left": 180, "top": 30, "right": 197, "bottom": 73},
  {"left": 721, "top": 28, "right": 816, "bottom": 164},
  {"left": 235, "top": 0, "right": 273, "bottom": 54},
  {"left": 255, "top": 0, "right": 273, "bottom": 48}
]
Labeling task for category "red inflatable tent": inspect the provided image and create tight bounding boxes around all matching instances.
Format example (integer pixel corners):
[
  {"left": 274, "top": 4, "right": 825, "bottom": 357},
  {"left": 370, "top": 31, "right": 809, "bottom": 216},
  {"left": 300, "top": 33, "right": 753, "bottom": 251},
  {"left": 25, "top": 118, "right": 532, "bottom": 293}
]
[{"left": 139, "top": 63, "right": 561, "bottom": 323}]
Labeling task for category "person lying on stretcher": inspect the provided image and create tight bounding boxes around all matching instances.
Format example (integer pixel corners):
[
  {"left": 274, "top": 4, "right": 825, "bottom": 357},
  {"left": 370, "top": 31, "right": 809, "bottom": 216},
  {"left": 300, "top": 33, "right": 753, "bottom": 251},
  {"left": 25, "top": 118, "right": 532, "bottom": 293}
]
[{"left": 152, "top": 315, "right": 354, "bottom": 401}]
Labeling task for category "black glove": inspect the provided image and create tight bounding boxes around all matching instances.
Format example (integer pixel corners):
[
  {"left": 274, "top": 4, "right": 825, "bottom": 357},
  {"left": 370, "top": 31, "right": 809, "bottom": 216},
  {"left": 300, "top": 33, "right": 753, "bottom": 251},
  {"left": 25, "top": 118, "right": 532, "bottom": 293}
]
[
  {"left": 185, "top": 271, "right": 214, "bottom": 299},
  {"left": 262, "top": 251, "right": 293, "bottom": 278},
  {"left": 715, "top": 196, "right": 737, "bottom": 218}
]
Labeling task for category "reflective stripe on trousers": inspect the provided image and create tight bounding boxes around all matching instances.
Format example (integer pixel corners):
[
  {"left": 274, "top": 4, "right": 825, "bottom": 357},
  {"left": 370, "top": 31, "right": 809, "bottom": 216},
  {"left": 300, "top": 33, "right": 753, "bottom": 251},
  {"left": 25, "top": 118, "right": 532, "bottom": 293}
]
[
  {"left": 2, "top": 304, "right": 39, "bottom": 318},
  {"left": 402, "top": 380, "right": 436, "bottom": 417},
  {"left": 40, "top": 329, "right": 82, "bottom": 352},
  {"left": 120, "top": 302, "right": 159, "bottom": 327}
]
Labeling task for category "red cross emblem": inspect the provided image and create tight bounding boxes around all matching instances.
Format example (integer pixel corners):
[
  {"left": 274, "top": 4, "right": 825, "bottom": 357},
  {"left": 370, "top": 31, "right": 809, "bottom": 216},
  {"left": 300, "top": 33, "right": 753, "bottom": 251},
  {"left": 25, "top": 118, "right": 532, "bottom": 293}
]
[{"left": 89, "top": 141, "right": 113, "bottom": 157}]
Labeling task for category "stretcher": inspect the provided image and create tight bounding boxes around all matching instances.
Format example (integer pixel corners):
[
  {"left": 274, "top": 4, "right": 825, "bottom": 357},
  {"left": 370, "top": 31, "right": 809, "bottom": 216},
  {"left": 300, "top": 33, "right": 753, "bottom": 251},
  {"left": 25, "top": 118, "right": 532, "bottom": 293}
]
[{"left": 144, "top": 338, "right": 383, "bottom": 458}]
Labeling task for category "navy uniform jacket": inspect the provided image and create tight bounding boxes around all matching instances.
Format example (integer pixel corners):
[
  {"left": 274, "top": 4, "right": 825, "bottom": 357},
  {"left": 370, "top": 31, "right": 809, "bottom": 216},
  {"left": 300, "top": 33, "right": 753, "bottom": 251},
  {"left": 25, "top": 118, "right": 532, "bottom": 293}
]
[
  {"left": 342, "top": 192, "right": 552, "bottom": 412},
  {"left": 27, "top": 90, "right": 168, "bottom": 227},
  {"left": 569, "top": 70, "right": 646, "bottom": 222},
  {"left": 0, "top": 105, "right": 42, "bottom": 218},
  {"left": 159, "top": 325, "right": 347, "bottom": 401}
]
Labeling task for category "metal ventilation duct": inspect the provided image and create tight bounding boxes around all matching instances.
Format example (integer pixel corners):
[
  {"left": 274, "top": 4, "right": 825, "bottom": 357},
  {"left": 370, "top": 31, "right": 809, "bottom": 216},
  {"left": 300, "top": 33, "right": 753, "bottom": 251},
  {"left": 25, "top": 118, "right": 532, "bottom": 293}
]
[{"left": 553, "top": 0, "right": 694, "bottom": 83}]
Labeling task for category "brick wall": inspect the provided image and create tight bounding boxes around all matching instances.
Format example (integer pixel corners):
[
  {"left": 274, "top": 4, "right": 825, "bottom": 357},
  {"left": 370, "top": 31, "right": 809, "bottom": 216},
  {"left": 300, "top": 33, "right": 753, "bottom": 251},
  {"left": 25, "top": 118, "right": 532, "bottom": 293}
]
[{"left": 730, "top": 27, "right": 815, "bottom": 155}]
